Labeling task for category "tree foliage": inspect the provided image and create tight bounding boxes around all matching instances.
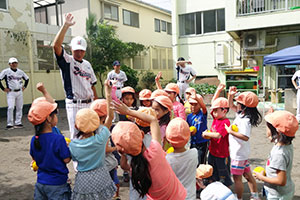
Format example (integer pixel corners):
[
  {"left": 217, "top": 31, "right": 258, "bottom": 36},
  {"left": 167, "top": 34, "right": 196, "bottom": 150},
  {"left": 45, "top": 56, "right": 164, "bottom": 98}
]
[{"left": 85, "top": 14, "right": 145, "bottom": 96}]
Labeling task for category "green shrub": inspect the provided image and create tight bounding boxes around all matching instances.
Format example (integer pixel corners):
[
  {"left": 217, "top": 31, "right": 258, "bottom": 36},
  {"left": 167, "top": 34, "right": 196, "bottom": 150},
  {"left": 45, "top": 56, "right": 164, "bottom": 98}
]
[{"left": 189, "top": 83, "right": 217, "bottom": 95}]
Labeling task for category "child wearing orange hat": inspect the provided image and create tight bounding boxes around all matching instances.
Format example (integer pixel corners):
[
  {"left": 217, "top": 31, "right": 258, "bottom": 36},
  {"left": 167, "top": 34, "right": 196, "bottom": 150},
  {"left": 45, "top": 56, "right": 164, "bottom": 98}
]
[
  {"left": 165, "top": 117, "right": 198, "bottom": 199},
  {"left": 28, "top": 99, "right": 71, "bottom": 199},
  {"left": 69, "top": 81, "right": 116, "bottom": 199},
  {"left": 111, "top": 101, "right": 187, "bottom": 199},
  {"left": 202, "top": 84, "right": 232, "bottom": 187},
  {"left": 139, "top": 89, "right": 152, "bottom": 107},
  {"left": 164, "top": 83, "right": 186, "bottom": 119},
  {"left": 254, "top": 110, "right": 297, "bottom": 199},
  {"left": 225, "top": 86, "right": 262, "bottom": 200},
  {"left": 119, "top": 86, "right": 137, "bottom": 122}
]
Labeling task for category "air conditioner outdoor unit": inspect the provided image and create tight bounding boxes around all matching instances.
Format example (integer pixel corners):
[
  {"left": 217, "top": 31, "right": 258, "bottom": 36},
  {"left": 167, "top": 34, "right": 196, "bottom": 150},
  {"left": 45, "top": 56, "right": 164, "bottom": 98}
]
[{"left": 243, "top": 31, "right": 266, "bottom": 51}]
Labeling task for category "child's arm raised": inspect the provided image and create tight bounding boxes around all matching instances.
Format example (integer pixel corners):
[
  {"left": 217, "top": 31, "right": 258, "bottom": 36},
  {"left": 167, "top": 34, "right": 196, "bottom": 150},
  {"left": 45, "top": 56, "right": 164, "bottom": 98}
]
[
  {"left": 228, "top": 86, "right": 238, "bottom": 112},
  {"left": 36, "top": 82, "right": 55, "bottom": 103},
  {"left": 113, "top": 101, "right": 161, "bottom": 144},
  {"left": 104, "top": 80, "right": 114, "bottom": 129},
  {"left": 225, "top": 124, "right": 249, "bottom": 141},
  {"left": 211, "top": 83, "right": 225, "bottom": 104},
  {"left": 155, "top": 71, "right": 163, "bottom": 90},
  {"left": 197, "top": 95, "right": 207, "bottom": 115},
  {"left": 254, "top": 170, "right": 287, "bottom": 186}
]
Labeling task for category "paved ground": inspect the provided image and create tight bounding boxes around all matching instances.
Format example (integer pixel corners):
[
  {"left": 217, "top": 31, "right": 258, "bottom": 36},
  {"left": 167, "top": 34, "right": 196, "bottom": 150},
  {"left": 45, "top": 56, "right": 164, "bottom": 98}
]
[{"left": 0, "top": 107, "right": 300, "bottom": 199}]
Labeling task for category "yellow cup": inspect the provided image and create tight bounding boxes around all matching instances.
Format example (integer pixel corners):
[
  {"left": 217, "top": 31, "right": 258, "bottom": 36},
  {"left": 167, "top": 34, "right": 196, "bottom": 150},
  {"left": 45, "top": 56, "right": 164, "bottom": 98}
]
[{"left": 253, "top": 166, "right": 266, "bottom": 176}]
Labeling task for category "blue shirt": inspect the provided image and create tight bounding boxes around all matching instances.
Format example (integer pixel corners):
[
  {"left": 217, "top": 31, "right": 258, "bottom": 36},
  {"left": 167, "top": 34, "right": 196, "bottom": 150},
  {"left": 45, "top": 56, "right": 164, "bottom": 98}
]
[
  {"left": 69, "top": 125, "right": 110, "bottom": 172},
  {"left": 30, "top": 132, "right": 70, "bottom": 185},
  {"left": 187, "top": 111, "right": 208, "bottom": 144}
]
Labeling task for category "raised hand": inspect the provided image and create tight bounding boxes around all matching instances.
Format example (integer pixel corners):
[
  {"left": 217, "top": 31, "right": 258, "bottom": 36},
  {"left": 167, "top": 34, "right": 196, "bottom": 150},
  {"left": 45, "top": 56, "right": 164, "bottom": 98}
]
[
  {"left": 36, "top": 82, "right": 45, "bottom": 93},
  {"left": 155, "top": 71, "right": 162, "bottom": 81},
  {"left": 228, "top": 86, "right": 237, "bottom": 96},
  {"left": 64, "top": 13, "right": 76, "bottom": 27},
  {"left": 217, "top": 83, "right": 225, "bottom": 91}
]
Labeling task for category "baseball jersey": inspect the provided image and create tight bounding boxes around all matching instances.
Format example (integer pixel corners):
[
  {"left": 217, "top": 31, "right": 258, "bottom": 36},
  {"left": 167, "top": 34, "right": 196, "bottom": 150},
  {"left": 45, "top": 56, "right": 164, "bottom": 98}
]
[
  {"left": 55, "top": 48, "right": 97, "bottom": 100},
  {"left": 292, "top": 70, "right": 300, "bottom": 87},
  {"left": 176, "top": 65, "right": 196, "bottom": 82},
  {"left": 107, "top": 70, "right": 127, "bottom": 88},
  {"left": 0, "top": 68, "right": 29, "bottom": 90}
]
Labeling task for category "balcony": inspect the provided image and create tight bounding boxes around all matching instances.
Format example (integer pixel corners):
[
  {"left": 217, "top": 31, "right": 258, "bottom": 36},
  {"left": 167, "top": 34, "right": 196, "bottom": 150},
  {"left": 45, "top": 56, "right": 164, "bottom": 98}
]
[{"left": 237, "top": 0, "right": 300, "bottom": 16}]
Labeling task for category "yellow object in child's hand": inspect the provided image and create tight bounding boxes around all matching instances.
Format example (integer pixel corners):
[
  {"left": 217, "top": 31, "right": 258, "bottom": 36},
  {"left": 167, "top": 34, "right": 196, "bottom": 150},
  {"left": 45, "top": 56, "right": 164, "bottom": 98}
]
[
  {"left": 190, "top": 126, "right": 197, "bottom": 136},
  {"left": 231, "top": 124, "right": 239, "bottom": 132},
  {"left": 32, "top": 161, "right": 38, "bottom": 172},
  {"left": 166, "top": 147, "right": 174, "bottom": 154},
  {"left": 203, "top": 130, "right": 211, "bottom": 140},
  {"left": 65, "top": 137, "right": 71, "bottom": 144},
  {"left": 253, "top": 166, "right": 266, "bottom": 176}
]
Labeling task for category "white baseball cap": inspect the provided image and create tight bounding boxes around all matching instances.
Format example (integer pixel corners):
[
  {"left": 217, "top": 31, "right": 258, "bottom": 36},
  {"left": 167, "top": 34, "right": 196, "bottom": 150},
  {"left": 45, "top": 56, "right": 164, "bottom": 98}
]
[
  {"left": 8, "top": 57, "right": 18, "bottom": 64},
  {"left": 70, "top": 36, "right": 87, "bottom": 51}
]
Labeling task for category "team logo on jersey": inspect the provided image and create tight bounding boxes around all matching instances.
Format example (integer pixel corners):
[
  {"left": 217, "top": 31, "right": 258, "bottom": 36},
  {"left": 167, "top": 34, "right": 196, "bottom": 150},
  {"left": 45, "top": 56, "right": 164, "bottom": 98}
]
[
  {"left": 180, "top": 69, "right": 190, "bottom": 75},
  {"left": 8, "top": 75, "right": 21, "bottom": 81},
  {"left": 73, "top": 66, "right": 91, "bottom": 80}
]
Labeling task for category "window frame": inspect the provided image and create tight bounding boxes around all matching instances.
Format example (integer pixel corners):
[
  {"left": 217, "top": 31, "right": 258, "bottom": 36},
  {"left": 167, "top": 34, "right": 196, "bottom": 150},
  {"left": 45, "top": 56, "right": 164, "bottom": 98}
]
[
  {"left": 154, "top": 18, "right": 160, "bottom": 32},
  {"left": 122, "top": 9, "right": 139, "bottom": 28},
  {"left": 167, "top": 22, "right": 172, "bottom": 35},
  {"left": 104, "top": 3, "right": 119, "bottom": 22},
  {"left": 161, "top": 20, "right": 166, "bottom": 32},
  {"left": 0, "top": 0, "right": 8, "bottom": 11}
]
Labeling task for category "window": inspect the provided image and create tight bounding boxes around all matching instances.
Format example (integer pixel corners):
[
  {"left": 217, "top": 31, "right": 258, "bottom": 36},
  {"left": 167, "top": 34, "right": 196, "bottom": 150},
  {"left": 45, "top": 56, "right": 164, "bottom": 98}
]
[
  {"left": 167, "top": 22, "right": 172, "bottom": 35},
  {"left": 155, "top": 18, "right": 160, "bottom": 32},
  {"left": 161, "top": 20, "right": 166, "bottom": 32},
  {"left": 37, "top": 40, "right": 56, "bottom": 70},
  {"left": 123, "top": 9, "right": 139, "bottom": 28},
  {"left": 179, "top": 8, "right": 225, "bottom": 36},
  {"left": 0, "top": 0, "right": 7, "bottom": 10},
  {"left": 104, "top": 4, "right": 118, "bottom": 21},
  {"left": 35, "top": 7, "right": 48, "bottom": 24}
]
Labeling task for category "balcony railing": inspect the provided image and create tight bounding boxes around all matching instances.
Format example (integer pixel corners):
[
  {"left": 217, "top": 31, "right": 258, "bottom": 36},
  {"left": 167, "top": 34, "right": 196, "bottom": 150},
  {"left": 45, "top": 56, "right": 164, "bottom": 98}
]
[{"left": 237, "top": 0, "right": 300, "bottom": 16}]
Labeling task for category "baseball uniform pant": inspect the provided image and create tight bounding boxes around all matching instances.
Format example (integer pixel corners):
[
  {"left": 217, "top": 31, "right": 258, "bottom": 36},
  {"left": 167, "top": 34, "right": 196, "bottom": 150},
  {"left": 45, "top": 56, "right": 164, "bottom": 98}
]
[
  {"left": 297, "top": 89, "right": 300, "bottom": 121},
  {"left": 177, "top": 82, "right": 189, "bottom": 100},
  {"left": 7, "top": 91, "right": 23, "bottom": 126}
]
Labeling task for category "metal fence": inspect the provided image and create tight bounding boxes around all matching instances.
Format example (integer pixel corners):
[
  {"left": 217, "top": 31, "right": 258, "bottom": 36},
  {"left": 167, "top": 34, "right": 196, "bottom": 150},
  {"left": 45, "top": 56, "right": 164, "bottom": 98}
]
[{"left": 237, "top": 0, "right": 300, "bottom": 16}]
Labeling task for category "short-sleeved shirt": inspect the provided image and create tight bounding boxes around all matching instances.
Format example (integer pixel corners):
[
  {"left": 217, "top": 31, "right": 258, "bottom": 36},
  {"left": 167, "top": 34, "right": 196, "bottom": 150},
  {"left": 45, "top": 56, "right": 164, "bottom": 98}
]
[
  {"left": 209, "top": 118, "right": 230, "bottom": 158},
  {"left": 55, "top": 48, "right": 97, "bottom": 100},
  {"left": 292, "top": 70, "right": 300, "bottom": 87},
  {"left": 187, "top": 111, "right": 208, "bottom": 144},
  {"left": 30, "top": 132, "right": 70, "bottom": 185},
  {"left": 264, "top": 144, "right": 294, "bottom": 197},
  {"left": 176, "top": 65, "right": 196, "bottom": 82},
  {"left": 69, "top": 126, "right": 110, "bottom": 172},
  {"left": 107, "top": 70, "right": 127, "bottom": 88},
  {"left": 173, "top": 101, "right": 186, "bottom": 119},
  {"left": 166, "top": 149, "right": 198, "bottom": 200},
  {"left": 143, "top": 140, "right": 187, "bottom": 200},
  {"left": 229, "top": 113, "right": 251, "bottom": 160},
  {"left": 0, "top": 68, "right": 29, "bottom": 90}
]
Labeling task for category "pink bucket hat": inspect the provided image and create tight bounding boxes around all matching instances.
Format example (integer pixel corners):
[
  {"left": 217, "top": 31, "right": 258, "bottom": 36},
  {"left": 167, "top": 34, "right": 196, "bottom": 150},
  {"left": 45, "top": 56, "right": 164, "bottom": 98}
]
[
  {"left": 139, "top": 89, "right": 152, "bottom": 100},
  {"left": 150, "top": 89, "right": 169, "bottom": 99},
  {"left": 235, "top": 91, "right": 259, "bottom": 108},
  {"left": 90, "top": 99, "right": 107, "bottom": 117},
  {"left": 154, "top": 96, "right": 173, "bottom": 111},
  {"left": 111, "top": 121, "right": 143, "bottom": 156},
  {"left": 135, "top": 107, "right": 157, "bottom": 127},
  {"left": 166, "top": 117, "right": 190, "bottom": 148},
  {"left": 265, "top": 110, "right": 298, "bottom": 137},
  {"left": 210, "top": 97, "right": 229, "bottom": 110},
  {"left": 75, "top": 108, "right": 100, "bottom": 133},
  {"left": 121, "top": 86, "right": 135, "bottom": 94},
  {"left": 28, "top": 100, "right": 57, "bottom": 125},
  {"left": 165, "top": 83, "right": 180, "bottom": 94}
]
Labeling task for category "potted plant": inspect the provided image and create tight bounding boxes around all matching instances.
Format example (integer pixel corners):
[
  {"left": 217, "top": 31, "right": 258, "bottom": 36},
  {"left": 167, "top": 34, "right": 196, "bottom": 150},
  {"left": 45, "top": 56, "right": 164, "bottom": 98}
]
[{"left": 189, "top": 83, "right": 217, "bottom": 105}]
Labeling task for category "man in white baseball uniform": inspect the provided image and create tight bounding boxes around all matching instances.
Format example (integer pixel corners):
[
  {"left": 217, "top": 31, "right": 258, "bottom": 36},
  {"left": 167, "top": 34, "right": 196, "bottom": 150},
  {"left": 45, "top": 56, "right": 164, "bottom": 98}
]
[
  {"left": 292, "top": 69, "right": 300, "bottom": 121},
  {"left": 107, "top": 60, "right": 127, "bottom": 99},
  {"left": 176, "top": 57, "right": 197, "bottom": 100},
  {"left": 0, "top": 57, "right": 29, "bottom": 130},
  {"left": 53, "top": 13, "right": 98, "bottom": 140}
]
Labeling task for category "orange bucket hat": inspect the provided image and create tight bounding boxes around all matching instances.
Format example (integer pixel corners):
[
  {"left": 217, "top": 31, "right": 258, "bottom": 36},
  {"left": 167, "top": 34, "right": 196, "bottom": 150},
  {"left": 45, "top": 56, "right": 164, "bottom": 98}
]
[
  {"left": 265, "top": 110, "right": 298, "bottom": 137},
  {"left": 28, "top": 100, "right": 57, "bottom": 125},
  {"left": 166, "top": 117, "right": 190, "bottom": 148},
  {"left": 135, "top": 107, "right": 157, "bottom": 127},
  {"left": 121, "top": 86, "right": 135, "bottom": 94},
  {"left": 139, "top": 89, "right": 152, "bottom": 100},
  {"left": 188, "top": 94, "right": 203, "bottom": 104},
  {"left": 185, "top": 87, "right": 196, "bottom": 95},
  {"left": 90, "top": 99, "right": 107, "bottom": 117},
  {"left": 210, "top": 97, "right": 229, "bottom": 110},
  {"left": 111, "top": 121, "right": 143, "bottom": 156},
  {"left": 154, "top": 96, "right": 173, "bottom": 111},
  {"left": 164, "top": 83, "right": 180, "bottom": 94},
  {"left": 235, "top": 91, "right": 259, "bottom": 108},
  {"left": 75, "top": 108, "right": 100, "bottom": 133},
  {"left": 150, "top": 89, "right": 169, "bottom": 100},
  {"left": 196, "top": 164, "right": 213, "bottom": 179}
]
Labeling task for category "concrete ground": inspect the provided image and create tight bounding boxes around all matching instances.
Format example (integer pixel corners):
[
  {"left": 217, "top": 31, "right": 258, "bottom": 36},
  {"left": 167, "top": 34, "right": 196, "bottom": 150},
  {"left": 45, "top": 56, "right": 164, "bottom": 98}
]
[{"left": 0, "top": 107, "right": 300, "bottom": 199}]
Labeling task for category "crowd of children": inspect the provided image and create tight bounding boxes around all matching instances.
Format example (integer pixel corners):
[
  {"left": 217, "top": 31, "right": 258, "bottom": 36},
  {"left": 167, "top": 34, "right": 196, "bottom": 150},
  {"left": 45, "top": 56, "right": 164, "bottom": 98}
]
[{"left": 28, "top": 69, "right": 297, "bottom": 200}]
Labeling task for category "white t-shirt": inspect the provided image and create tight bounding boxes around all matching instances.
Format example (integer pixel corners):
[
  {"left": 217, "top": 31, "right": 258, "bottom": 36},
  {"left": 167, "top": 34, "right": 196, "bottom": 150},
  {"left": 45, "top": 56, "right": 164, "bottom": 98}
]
[
  {"left": 0, "top": 68, "right": 29, "bottom": 90},
  {"left": 229, "top": 113, "right": 251, "bottom": 160},
  {"left": 200, "top": 182, "right": 237, "bottom": 200},
  {"left": 107, "top": 70, "right": 127, "bottom": 88},
  {"left": 175, "top": 65, "right": 196, "bottom": 82},
  {"left": 292, "top": 70, "right": 300, "bottom": 87},
  {"left": 166, "top": 148, "right": 198, "bottom": 200}
]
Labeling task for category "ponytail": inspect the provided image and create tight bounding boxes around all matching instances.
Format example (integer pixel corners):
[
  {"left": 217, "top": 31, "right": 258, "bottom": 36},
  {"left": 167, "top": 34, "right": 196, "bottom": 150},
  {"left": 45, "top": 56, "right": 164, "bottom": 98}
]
[{"left": 130, "top": 151, "right": 152, "bottom": 198}]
